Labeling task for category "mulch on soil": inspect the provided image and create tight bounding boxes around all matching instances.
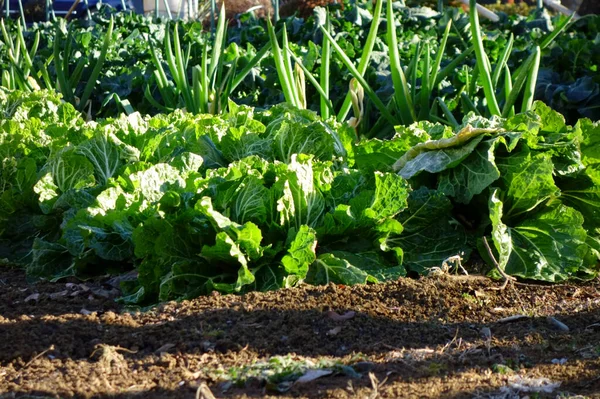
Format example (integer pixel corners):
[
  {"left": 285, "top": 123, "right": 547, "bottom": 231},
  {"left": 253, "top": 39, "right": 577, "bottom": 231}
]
[{"left": 0, "top": 268, "right": 599, "bottom": 398}]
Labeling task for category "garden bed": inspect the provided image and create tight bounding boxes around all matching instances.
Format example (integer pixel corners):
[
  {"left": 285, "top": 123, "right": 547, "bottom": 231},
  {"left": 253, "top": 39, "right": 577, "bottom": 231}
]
[
  {"left": 1, "top": 2, "right": 600, "bottom": 397},
  {"left": 1, "top": 268, "right": 599, "bottom": 398}
]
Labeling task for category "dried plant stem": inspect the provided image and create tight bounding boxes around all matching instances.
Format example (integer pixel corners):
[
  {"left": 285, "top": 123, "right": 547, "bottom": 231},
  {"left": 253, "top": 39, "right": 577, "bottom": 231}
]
[{"left": 482, "top": 236, "right": 516, "bottom": 290}]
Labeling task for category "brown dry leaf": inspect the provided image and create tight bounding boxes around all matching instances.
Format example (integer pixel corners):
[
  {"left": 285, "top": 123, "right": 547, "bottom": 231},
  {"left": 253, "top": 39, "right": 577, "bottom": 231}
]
[
  {"left": 91, "top": 287, "right": 119, "bottom": 299},
  {"left": 155, "top": 343, "right": 176, "bottom": 354},
  {"left": 326, "top": 310, "right": 356, "bottom": 321},
  {"left": 547, "top": 316, "right": 569, "bottom": 332},
  {"left": 24, "top": 293, "right": 39, "bottom": 303},
  {"left": 49, "top": 290, "right": 69, "bottom": 299},
  {"left": 326, "top": 326, "right": 342, "bottom": 336},
  {"left": 498, "top": 314, "right": 529, "bottom": 323},
  {"left": 295, "top": 369, "right": 333, "bottom": 383},
  {"left": 78, "top": 284, "right": 90, "bottom": 292}
]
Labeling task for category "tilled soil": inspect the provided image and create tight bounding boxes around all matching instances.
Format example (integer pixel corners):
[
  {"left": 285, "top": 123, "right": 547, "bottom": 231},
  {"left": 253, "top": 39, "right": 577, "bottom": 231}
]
[{"left": 0, "top": 268, "right": 599, "bottom": 399}]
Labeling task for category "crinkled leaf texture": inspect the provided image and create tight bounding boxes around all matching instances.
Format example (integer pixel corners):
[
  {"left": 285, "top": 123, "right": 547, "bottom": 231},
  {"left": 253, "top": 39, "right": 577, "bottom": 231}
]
[
  {"left": 281, "top": 225, "right": 317, "bottom": 278},
  {"left": 393, "top": 124, "right": 501, "bottom": 178},
  {"left": 385, "top": 187, "right": 472, "bottom": 274},
  {"left": 437, "top": 137, "right": 503, "bottom": 204},
  {"left": 308, "top": 251, "right": 404, "bottom": 286},
  {"left": 495, "top": 151, "right": 559, "bottom": 220},
  {"left": 488, "top": 188, "right": 592, "bottom": 282}
]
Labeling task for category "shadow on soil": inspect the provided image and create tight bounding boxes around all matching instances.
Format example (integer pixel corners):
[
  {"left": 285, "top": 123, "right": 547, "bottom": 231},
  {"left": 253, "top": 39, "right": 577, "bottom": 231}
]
[
  {"left": 2, "top": 305, "right": 600, "bottom": 398},
  {"left": 2, "top": 306, "right": 598, "bottom": 360},
  {"left": 2, "top": 273, "right": 600, "bottom": 398}
]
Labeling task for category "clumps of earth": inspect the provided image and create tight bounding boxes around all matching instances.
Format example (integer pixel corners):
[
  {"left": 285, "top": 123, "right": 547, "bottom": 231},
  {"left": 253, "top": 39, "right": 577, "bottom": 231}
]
[{"left": 1, "top": 268, "right": 599, "bottom": 398}]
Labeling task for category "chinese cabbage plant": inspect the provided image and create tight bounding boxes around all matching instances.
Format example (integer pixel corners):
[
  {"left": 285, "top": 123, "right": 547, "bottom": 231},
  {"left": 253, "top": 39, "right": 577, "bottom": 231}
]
[{"left": 1, "top": 89, "right": 598, "bottom": 304}]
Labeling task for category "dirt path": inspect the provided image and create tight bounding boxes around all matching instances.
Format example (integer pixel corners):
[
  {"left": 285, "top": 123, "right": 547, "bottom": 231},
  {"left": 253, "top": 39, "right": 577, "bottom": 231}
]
[{"left": 0, "top": 268, "right": 599, "bottom": 398}]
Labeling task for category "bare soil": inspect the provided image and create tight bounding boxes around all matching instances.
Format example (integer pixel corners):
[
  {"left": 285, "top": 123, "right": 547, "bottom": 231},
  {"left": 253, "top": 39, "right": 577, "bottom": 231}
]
[{"left": 1, "top": 267, "right": 599, "bottom": 399}]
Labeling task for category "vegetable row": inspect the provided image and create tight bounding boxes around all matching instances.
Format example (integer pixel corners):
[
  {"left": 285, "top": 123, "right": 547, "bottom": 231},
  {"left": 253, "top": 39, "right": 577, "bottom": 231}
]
[{"left": 1, "top": 89, "right": 598, "bottom": 303}]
